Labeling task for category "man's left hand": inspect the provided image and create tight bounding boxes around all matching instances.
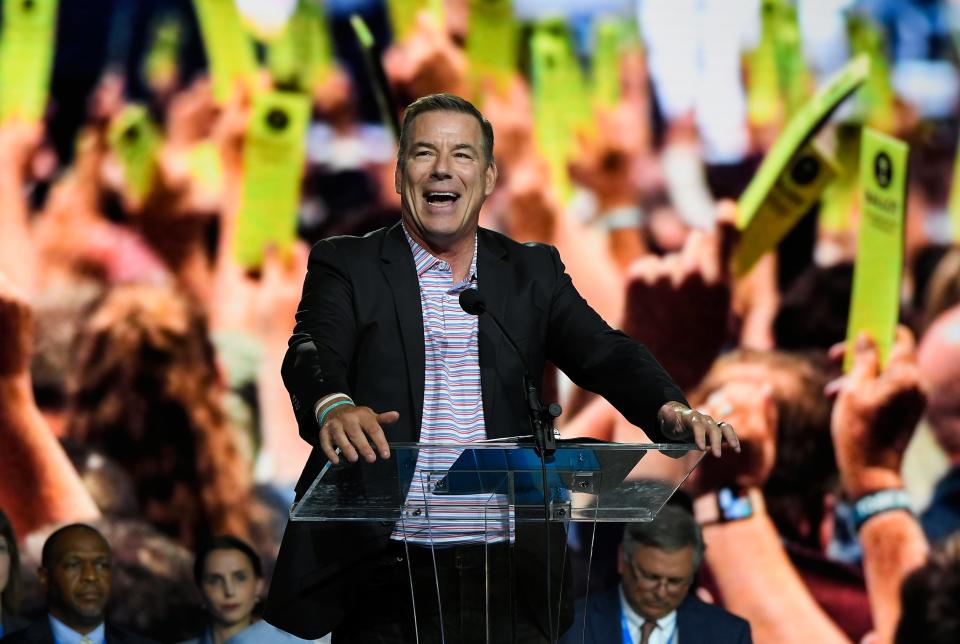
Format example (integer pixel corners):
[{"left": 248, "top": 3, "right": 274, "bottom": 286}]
[{"left": 659, "top": 400, "right": 741, "bottom": 457}]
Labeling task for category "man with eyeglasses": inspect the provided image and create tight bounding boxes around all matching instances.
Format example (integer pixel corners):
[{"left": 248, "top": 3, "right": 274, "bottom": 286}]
[{"left": 562, "top": 504, "right": 751, "bottom": 643}]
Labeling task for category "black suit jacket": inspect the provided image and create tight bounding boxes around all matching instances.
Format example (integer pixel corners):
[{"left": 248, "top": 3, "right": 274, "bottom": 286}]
[
  {"left": 264, "top": 223, "right": 688, "bottom": 638},
  {"left": 560, "top": 587, "right": 752, "bottom": 644},
  {"left": 0, "top": 617, "right": 157, "bottom": 644}
]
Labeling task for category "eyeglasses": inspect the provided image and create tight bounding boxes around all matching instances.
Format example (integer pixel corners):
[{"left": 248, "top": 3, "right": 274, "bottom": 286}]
[{"left": 625, "top": 558, "right": 692, "bottom": 593}]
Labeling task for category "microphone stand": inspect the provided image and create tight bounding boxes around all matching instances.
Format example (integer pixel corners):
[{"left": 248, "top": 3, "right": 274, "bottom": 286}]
[
  {"left": 459, "top": 290, "right": 562, "bottom": 642},
  {"left": 470, "top": 306, "right": 559, "bottom": 460}
]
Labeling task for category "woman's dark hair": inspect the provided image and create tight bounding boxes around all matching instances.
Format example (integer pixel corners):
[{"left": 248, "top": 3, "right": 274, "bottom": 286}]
[
  {"left": 66, "top": 285, "right": 253, "bottom": 548},
  {"left": 0, "top": 510, "right": 22, "bottom": 618},
  {"left": 192, "top": 535, "right": 263, "bottom": 587}
]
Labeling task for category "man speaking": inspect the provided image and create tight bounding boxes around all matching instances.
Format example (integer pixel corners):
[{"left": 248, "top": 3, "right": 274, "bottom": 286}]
[{"left": 264, "top": 93, "right": 739, "bottom": 643}]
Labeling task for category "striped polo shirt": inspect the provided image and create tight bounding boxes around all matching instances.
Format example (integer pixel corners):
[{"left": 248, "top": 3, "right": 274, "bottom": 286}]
[{"left": 390, "top": 227, "right": 511, "bottom": 545}]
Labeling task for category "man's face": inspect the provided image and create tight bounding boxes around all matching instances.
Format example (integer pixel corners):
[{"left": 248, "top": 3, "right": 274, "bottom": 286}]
[
  {"left": 618, "top": 543, "right": 696, "bottom": 621},
  {"left": 395, "top": 110, "right": 497, "bottom": 251},
  {"left": 39, "top": 528, "right": 112, "bottom": 631}
]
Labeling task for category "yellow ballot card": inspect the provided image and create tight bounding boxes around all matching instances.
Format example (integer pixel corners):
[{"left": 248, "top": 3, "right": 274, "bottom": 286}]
[
  {"left": 768, "top": 0, "right": 810, "bottom": 117},
  {"left": 234, "top": 91, "right": 311, "bottom": 270},
  {"left": 184, "top": 140, "right": 224, "bottom": 198},
  {"left": 738, "top": 55, "right": 869, "bottom": 244},
  {"left": 267, "top": 0, "right": 334, "bottom": 91},
  {"left": 387, "top": 0, "right": 444, "bottom": 42},
  {"left": 949, "top": 138, "right": 960, "bottom": 244},
  {"left": 143, "top": 16, "right": 182, "bottom": 92},
  {"left": 591, "top": 18, "right": 622, "bottom": 110},
  {"left": 466, "top": 0, "right": 518, "bottom": 95},
  {"left": 107, "top": 105, "right": 161, "bottom": 203},
  {"left": 847, "top": 13, "right": 896, "bottom": 131},
  {"left": 734, "top": 141, "right": 838, "bottom": 276},
  {"left": 0, "top": 0, "right": 59, "bottom": 122},
  {"left": 747, "top": 0, "right": 781, "bottom": 127},
  {"left": 530, "top": 21, "right": 584, "bottom": 202},
  {"left": 819, "top": 123, "right": 860, "bottom": 233},
  {"left": 193, "top": 0, "right": 258, "bottom": 104},
  {"left": 844, "top": 128, "right": 908, "bottom": 371}
]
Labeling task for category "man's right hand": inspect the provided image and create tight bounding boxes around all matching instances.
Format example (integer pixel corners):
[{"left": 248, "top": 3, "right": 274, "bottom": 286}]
[{"left": 320, "top": 405, "right": 400, "bottom": 465}]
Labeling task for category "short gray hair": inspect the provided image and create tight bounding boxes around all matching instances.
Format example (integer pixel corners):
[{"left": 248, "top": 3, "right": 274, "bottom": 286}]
[
  {"left": 397, "top": 93, "right": 495, "bottom": 166},
  {"left": 622, "top": 504, "right": 705, "bottom": 570}
]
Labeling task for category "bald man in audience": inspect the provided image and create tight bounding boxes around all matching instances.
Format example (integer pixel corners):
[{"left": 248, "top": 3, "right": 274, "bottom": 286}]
[
  {"left": 917, "top": 305, "right": 960, "bottom": 544},
  {"left": 0, "top": 524, "right": 155, "bottom": 644}
]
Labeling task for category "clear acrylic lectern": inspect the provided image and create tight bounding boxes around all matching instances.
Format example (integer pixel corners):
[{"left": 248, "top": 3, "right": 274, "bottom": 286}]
[{"left": 291, "top": 439, "right": 704, "bottom": 643}]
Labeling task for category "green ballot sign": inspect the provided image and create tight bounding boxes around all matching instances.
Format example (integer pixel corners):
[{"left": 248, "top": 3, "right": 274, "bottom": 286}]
[
  {"left": 591, "top": 18, "right": 622, "bottom": 110},
  {"left": 193, "top": 0, "right": 258, "bottom": 104},
  {"left": 267, "top": 0, "right": 335, "bottom": 91},
  {"left": 949, "top": 140, "right": 960, "bottom": 244},
  {"left": 0, "top": 0, "right": 59, "bottom": 123},
  {"left": 234, "top": 91, "right": 311, "bottom": 270},
  {"left": 466, "top": 0, "right": 518, "bottom": 95},
  {"left": 184, "top": 140, "right": 224, "bottom": 199},
  {"left": 734, "top": 141, "right": 838, "bottom": 276},
  {"left": 107, "top": 105, "right": 161, "bottom": 203},
  {"left": 387, "top": 0, "right": 444, "bottom": 42},
  {"left": 819, "top": 123, "right": 860, "bottom": 233},
  {"left": 143, "top": 15, "right": 182, "bottom": 93},
  {"left": 738, "top": 55, "right": 869, "bottom": 238},
  {"left": 531, "top": 19, "right": 590, "bottom": 202},
  {"left": 747, "top": 0, "right": 781, "bottom": 127},
  {"left": 847, "top": 12, "right": 896, "bottom": 131},
  {"left": 844, "top": 128, "right": 908, "bottom": 372},
  {"left": 769, "top": 0, "right": 810, "bottom": 117}
]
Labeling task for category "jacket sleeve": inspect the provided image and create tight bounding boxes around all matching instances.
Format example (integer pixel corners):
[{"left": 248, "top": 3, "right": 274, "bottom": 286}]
[
  {"left": 281, "top": 239, "right": 357, "bottom": 446},
  {"left": 542, "top": 244, "right": 688, "bottom": 441}
]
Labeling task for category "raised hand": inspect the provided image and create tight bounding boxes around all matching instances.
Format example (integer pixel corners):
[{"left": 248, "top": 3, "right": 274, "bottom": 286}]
[
  {"left": 383, "top": 11, "right": 468, "bottom": 99},
  {"left": 829, "top": 327, "right": 927, "bottom": 498},
  {"left": 686, "top": 382, "right": 776, "bottom": 492},
  {"left": 622, "top": 201, "right": 739, "bottom": 391}
]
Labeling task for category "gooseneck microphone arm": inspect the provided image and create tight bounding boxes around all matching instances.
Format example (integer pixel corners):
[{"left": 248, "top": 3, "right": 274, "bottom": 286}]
[
  {"left": 459, "top": 287, "right": 562, "bottom": 643},
  {"left": 458, "top": 289, "right": 559, "bottom": 459}
]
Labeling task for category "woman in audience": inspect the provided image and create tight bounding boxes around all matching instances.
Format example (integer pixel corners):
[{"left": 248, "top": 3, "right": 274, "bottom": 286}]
[
  {"left": 0, "top": 510, "right": 27, "bottom": 638},
  {"left": 65, "top": 285, "right": 255, "bottom": 549},
  {"left": 183, "top": 536, "right": 312, "bottom": 644}
]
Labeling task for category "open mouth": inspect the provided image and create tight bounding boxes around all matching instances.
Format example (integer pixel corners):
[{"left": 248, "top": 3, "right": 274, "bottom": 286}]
[{"left": 424, "top": 191, "right": 461, "bottom": 206}]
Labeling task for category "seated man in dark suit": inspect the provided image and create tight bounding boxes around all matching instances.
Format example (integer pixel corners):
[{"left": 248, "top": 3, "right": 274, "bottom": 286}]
[
  {"left": 0, "top": 524, "right": 155, "bottom": 644},
  {"left": 562, "top": 504, "right": 751, "bottom": 644}
]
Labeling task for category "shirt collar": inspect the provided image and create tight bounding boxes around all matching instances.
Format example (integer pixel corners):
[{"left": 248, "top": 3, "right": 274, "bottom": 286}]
[
  {"left": 618, "top": 585, "right": 678, "bottom": 640},
  {"left": 401, "top": 222, "right": 478, "bottom": 286},
  {"left": 48, "top": 614, "right": 105, "bottom": 644}
]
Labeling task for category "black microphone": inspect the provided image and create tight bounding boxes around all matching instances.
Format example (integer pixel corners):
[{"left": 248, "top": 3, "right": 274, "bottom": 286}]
[
  {"left": 458, "top": 288, "right": 560, "bottom": 456},
  {"left": 458, "top": 288, "right": 486, "bottom": 316}
]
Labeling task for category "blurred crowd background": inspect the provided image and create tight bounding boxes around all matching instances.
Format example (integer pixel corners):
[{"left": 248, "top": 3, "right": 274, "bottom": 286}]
[{"left": 2, "top": 0, "right": 960, "bottom": 642}]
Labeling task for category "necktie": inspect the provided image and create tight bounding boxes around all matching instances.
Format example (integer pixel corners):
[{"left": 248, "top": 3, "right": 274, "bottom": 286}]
[
  {"left": 79, "top": 637, "right": 94, "bottom": 644},
  {"left": 639, "top": 620, "right": 658, "bottom": 644}
]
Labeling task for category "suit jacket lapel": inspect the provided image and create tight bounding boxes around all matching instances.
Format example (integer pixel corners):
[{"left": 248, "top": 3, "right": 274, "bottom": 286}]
[
  {"left": 477, "top": 229, "right": 509, "bottom": 437},
  {"left": 380, "top": 223, "right": 425, "bottom": 439}
]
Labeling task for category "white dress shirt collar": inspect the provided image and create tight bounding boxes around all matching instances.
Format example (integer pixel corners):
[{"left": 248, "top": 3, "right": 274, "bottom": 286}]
[
  {"left": 618, "top": 584, "right": 678, "bottom": 644},
  {"left": 48, "top": 614, "right": 106, "bottom": 644}
]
